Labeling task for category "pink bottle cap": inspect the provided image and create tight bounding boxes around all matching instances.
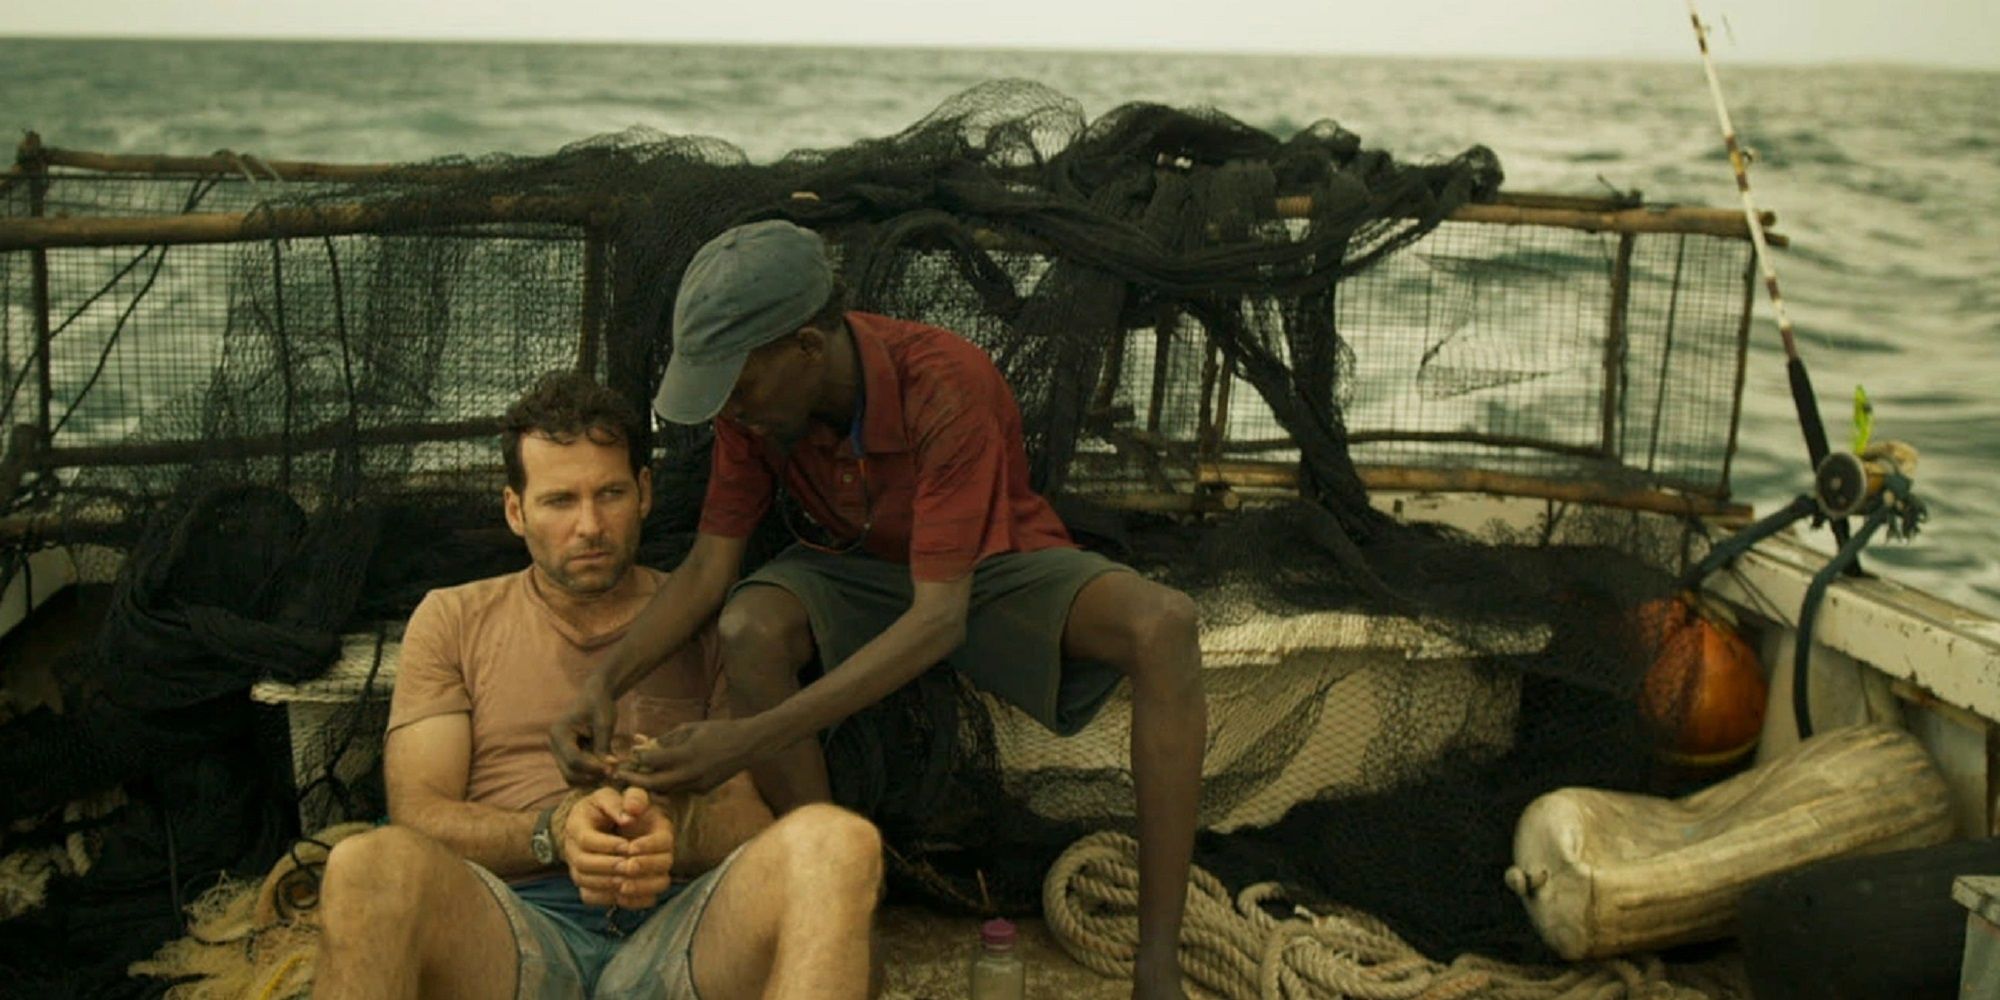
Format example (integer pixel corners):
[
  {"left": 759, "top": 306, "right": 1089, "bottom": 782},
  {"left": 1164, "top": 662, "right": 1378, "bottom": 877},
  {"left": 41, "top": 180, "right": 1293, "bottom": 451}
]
[{"left": 980, "top": 918, "right": 1017, "bottom": 948}]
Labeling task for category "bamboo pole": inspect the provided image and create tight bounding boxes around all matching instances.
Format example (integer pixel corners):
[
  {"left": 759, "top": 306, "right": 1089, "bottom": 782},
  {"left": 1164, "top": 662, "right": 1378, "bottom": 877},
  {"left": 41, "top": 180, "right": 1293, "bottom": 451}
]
[
  {"left": 1346, "top": 466, "right": 1752, "bottom": 519},
  {"left": 1083, "top": 488, "right": 1243, "bottom": 515},
  {"left": 1719, "top": 252, "right": 1758, "bottom": 495},
  {"left": 1122, "top": 426, "right": 1616, "bottom": 462},
  {"left": 1186, "top": 459, "right": 1746, "bottom": 518},
  {"left": 35, "top": 146, "right": 473, "bottom": 183},
  {"left": 16, "top": 137, "right": 1780, "bottom": 243},
  {"left": 30, "top": 143, "right": 1758, "bottom": 228},
  {"left": 1209, "top": 354, "right": 1237, "bottom": 460},
  {"left": 1441, "top": 203, "right": 1783, "bottom": 244},
  {"left": 31, "top": 145, "right": 1769, "bottom": 232},
  {"left": 268, "top": 239, "right": 296, "bottom": 490},
  {"left": 1275, "top": 193, "right": 1778, "bottom": 240},
  {"left": 0, "top": 196, "right": 595, "bottom": 251},
  {"left": 22, "top": 267, "right": 52, "bottom": 444},
  {"left": 1196, "top": 339, "right": 1220, "bottom": 460},
  {"left": 1602, "top": 232, "right": 1636, "bottom": 456},
  {"left": 1146, "top": 307, "right": 1174, "bottom": 435},
  {"left": 30, "top": 417, "right": 500, "bottom": 470},
  {"left": 1644, "top": 235, "right": 1690, "bottom": 472},
  {"left": 20, "top": 135, "right": 56, "bottom": 444},
  {"left": 1090, "top": 328, "right": 1127, "bottom": 414},
  {"left": 0, "top": 192, "right": 1787, "bottom": 253},
  {"left": 579, "top": 228, "right": 606, "bottom": 375},
  {"left": 1490, "top": 192, "right": 1646, "bottom": 212}
]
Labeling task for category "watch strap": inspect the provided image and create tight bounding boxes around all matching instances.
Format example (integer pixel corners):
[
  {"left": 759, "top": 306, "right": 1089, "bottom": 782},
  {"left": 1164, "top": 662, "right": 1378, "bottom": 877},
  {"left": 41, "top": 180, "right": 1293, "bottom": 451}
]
[{"left": 532, "top": 803, "right": 559, "bottom": 864}]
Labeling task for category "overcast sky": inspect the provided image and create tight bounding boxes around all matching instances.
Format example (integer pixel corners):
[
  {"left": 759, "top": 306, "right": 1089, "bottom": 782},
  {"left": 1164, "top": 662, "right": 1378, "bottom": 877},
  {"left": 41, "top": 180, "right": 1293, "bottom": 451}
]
[{"left": 7, "top": 0, "right": 1996, "bottom": 69}]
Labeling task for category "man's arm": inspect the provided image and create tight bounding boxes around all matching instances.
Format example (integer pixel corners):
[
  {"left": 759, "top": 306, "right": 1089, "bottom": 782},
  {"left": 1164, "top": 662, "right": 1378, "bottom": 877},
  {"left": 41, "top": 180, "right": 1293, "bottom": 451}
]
[
  {"left": 384, "top": 712, "right": 548, "bottom": 877},
  {"left": 620, "top": 574, "right": 972, "bottom": 792},
  {"left": 597, "top": 532, "right": 747, "bottom": 699},
  {"left": 553, "top": 532, "right": 748, "bottom": 782}
]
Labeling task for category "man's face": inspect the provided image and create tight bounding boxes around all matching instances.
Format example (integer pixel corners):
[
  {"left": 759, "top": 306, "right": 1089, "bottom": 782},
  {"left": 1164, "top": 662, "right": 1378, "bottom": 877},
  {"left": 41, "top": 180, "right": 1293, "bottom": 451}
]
[
  {"left": 721, "top": 331, "right": 824, "bottom": 446},
  {"left": 503, "top": 432, "right": 651, "bottom": 598}
]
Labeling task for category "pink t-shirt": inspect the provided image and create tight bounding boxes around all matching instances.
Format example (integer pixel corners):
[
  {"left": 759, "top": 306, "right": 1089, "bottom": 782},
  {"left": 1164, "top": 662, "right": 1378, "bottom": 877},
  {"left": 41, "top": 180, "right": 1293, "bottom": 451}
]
[{"left": 385, "top": 567, "right": 725, "bottom": 814}]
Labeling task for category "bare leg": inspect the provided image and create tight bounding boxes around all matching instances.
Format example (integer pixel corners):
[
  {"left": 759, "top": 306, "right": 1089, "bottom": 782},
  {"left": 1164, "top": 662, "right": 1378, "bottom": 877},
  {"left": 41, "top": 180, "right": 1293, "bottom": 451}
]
[
  {"left": 312, "top": 826, "right": 521, "bottom": 1000},
  {"left": 1063, "top": 573, "right": 1206, "bottom": 1000},
  {"left": 718, "top": 584, "right": 830, "bottom": 812},
  {"left": 688, "top": 803, "right": 884, "bottom": 1000}
]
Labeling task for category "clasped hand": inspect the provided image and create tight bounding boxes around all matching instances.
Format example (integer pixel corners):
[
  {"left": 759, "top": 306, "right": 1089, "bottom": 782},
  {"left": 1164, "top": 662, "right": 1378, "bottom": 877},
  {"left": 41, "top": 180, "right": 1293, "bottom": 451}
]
[{"left": 560, "top": 786, "right": 674, "bottom": 909}]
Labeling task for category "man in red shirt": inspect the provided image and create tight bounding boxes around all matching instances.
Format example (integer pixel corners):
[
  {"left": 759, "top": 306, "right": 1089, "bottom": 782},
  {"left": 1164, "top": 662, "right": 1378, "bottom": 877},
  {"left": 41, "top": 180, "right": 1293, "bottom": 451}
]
[{"left": 554, "top": 221, "right": 1205, "bottom": 999}]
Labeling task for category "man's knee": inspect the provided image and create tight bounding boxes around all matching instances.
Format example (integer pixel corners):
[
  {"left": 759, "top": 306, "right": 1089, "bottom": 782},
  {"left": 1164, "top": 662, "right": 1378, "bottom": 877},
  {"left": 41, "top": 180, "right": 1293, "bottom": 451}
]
[
  {"left": 319, "top": 826, "right": 439, "bottom": 930},
  {"left": 720, "top": 592, "right": 812, "bottom": 656},
  {"left": 770, "top": 803, "right": 883, "bottom": 894},
  {"left": 1130, "top": 587, "right": 1201, "bottom": 675},
  {"left": 718, "top": 591, "right": 815, "bottom": 683}
]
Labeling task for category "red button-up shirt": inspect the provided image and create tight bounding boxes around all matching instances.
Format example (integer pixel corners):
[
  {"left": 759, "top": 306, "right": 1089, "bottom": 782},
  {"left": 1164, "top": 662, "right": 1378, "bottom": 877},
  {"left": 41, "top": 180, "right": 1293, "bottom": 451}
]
[{"left": 696, "top": 312, "right": 1075, "bottom": 582}]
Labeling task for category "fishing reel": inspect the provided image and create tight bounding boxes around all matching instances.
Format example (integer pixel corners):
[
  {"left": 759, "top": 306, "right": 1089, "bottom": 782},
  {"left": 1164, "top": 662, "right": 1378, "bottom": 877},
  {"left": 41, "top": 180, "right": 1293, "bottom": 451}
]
[
  {"left": 1813, "top": 440, "right": 1926, "bottom": 537},
  {"left": 1689, "top": 438, "right": 1928, "bottom": 581},
  {"left": 1680, "top": 432, "right": 1929, "bottom": 742}
]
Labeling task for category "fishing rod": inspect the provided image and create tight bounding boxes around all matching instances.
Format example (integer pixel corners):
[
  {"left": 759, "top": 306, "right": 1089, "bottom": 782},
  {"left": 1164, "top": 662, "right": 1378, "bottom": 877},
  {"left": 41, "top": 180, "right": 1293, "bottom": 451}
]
[
  {"left": 1684, "top": 0, "right": 1855, "bottom": 559},
  {"left": 1676, "top": 2, "right": 1952, "bottom": 741}
]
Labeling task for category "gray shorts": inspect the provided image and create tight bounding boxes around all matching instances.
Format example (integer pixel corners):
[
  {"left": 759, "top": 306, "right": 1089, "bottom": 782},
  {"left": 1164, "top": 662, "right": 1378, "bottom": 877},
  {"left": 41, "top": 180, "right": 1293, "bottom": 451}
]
[
  {"left": 467, "top": 849, "right": 739, "bottom": 1000},
  {"left": 735, "top": 545, "right": 1132, "bottom": 735}
]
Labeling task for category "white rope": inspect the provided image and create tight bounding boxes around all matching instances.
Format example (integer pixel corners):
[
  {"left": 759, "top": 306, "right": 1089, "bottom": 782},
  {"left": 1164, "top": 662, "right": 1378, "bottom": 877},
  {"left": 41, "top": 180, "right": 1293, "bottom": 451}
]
[{"left": 1043, "top": 831, "right": 1712, "bottom": 1000}]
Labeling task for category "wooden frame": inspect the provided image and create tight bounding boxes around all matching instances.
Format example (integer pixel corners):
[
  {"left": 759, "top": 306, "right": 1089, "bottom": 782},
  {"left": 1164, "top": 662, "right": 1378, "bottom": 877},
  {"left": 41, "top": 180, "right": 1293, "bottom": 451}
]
[{"left": 0, "top": 139, "right": 1764, "bottom": 529}]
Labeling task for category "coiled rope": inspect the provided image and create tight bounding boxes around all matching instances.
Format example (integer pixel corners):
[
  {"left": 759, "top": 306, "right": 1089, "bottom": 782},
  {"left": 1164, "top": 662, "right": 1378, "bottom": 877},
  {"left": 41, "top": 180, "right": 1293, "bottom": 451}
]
[{"left": 1043, "top": 831, "right": 1711, "bottom": 1000}]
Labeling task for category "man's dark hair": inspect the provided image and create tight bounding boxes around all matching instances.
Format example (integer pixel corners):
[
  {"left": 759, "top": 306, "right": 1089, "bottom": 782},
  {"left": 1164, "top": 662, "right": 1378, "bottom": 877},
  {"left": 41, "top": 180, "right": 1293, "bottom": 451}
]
[{"left": 501, "top": 371, "right": 650, "bottom": 492}]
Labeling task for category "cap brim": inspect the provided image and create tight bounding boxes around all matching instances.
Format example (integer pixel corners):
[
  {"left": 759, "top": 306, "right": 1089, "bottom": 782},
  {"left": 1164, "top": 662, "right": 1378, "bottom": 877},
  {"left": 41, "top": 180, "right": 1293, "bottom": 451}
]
[{"left": 653, "top": 350, "right": 749, "bottom": 424}]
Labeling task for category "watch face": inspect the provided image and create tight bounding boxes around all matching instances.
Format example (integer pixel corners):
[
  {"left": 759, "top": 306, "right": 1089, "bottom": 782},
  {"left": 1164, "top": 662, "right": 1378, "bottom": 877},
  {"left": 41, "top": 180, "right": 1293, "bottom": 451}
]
[{"left": 532, "top": 831, "right": 555, "bottom": 865}]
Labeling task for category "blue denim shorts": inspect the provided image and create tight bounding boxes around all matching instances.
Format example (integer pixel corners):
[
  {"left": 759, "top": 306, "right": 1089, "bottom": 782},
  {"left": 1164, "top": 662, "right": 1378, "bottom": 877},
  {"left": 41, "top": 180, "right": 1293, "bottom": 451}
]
[{"left": 466, "top": 849, "right": 738, "bottom": 1000}]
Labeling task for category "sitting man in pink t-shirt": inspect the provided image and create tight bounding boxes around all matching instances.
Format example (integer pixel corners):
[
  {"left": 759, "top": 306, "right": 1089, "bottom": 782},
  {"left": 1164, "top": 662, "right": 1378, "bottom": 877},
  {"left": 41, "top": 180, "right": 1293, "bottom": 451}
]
[{"left": 312, "top": 372, "right": 883, "bottom": 999}]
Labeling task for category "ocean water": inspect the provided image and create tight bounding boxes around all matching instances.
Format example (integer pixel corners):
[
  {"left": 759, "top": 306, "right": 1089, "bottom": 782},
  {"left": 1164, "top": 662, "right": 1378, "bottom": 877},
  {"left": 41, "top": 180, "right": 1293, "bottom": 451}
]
[{"left": 4, "top": 39, "right": 1997, "bottom": 615}]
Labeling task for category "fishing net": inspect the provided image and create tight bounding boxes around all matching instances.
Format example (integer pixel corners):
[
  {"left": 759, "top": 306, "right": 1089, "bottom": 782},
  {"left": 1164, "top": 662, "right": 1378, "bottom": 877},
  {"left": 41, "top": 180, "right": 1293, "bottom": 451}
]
[{"left": 0, "top": 79, "right": 1758, "bottom": 993}]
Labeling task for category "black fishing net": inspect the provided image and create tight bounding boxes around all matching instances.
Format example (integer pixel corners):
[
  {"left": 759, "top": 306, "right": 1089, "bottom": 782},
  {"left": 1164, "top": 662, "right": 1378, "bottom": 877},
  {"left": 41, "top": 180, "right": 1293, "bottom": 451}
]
[{"left": 0, "top": 80, "right": 1760, "bottom": 992}]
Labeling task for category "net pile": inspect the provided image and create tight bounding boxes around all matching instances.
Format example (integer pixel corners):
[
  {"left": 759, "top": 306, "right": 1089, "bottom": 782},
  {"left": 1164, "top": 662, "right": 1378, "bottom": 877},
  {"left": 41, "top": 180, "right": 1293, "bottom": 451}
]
[{"left": 0, "top": 80, "right": 1755, "bottom": 995}]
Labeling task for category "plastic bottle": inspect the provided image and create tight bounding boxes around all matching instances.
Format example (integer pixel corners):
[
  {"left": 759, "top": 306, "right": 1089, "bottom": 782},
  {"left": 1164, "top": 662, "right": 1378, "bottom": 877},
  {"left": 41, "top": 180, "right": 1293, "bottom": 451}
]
[{"left": 969, "top": 917, "right": 1025, "bottom": 1000}]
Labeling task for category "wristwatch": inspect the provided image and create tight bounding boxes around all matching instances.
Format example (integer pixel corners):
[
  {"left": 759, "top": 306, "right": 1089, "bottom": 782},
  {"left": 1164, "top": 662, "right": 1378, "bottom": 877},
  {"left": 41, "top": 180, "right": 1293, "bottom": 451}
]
[{"left": 530, "top": 803, "right": 560, "bottom": 866}]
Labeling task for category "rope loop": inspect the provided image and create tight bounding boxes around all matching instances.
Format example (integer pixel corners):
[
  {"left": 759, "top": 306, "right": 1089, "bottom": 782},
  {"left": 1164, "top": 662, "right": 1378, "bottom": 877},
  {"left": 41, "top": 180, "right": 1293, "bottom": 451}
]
[{"left": 1043, "top": 831, "right": 1715, "bottom": 1000}]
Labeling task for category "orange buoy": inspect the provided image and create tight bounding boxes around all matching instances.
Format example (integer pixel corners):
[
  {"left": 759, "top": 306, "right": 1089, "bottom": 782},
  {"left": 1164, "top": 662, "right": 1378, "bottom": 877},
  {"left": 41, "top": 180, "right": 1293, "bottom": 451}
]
[{"left": 1632, "top": 593, "right": 1768, "bottom": 767}]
